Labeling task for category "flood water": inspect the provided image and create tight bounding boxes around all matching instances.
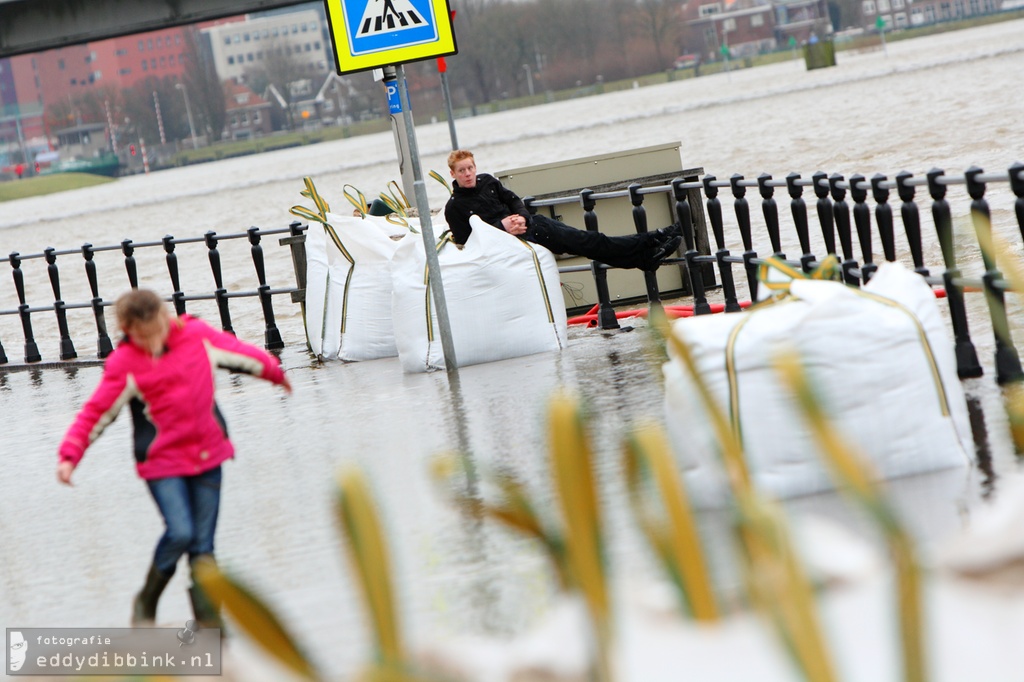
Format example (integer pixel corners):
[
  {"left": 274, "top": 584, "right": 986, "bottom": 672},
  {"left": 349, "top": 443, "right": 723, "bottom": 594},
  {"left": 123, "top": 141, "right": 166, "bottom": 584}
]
[{"left": 2, "top": 19, "right": 1024, "bottom": 680}]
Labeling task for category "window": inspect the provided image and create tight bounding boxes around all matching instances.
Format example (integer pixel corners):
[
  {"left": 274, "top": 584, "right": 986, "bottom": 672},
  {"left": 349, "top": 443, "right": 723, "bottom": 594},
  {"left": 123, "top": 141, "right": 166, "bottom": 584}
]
[
  {"left": 878, "top": 0, "right": 890, "bottom": 12},
  {"left": 227, "top": 56, "right": 235, "bottom": 64},
  {"left": 175, "top": 35, "right": 182, "bottom": 45},
  {"left": 273, "top": 27, "right": 279, "bottom": 37},
  {"left": 253, "top": 31, "right": 260, "bottom": 41},
  {"left": 156, "top": 37, "right": 163, "bottom": 48},
  {"left": 310, "top": 21, "right": 317, "bottom": 30},
  {"left": 894, "top": 11, "right": 908, "bottom": 24},
  {"left": 863, "top": 0, "right": 876, "bottom": 14},
  {"left": 314, "top": 41, "right": 321, "bottom": 50},
  {"left": 142, "top": 60, "right": 148, "bottom": 71},
  {"left": 699, "top": 3, "right": 722, "bottom": 16},
  {"left": 893, "top": 0, "right": 905, "bottom": 8},
  {"left": 139, "top": 40, "right": 145, "bottom": 52},
  {"left": 292, "top": 24, "right": 298, "bottom": 34},
  {"left": 248, "top": 53, "right": 254, "bottom": 62},
  {"left": 224, "top": 37, "right": 231, "bottom": 46},
  {"left": 244, "top": 33, "right": 250, "bottom": 42},
  {"left": 253, "top": 111, "right": 261, "bottom": 123},
  {"left": 116, "top": 48, "right": 128, "bottom": 56},
  {"left": 723, "top": 17, "right": 736, "bottom": 30},
  {"left": 302, "top": 22, "right": 308, "bottom": 32},
  {"left": 148, "top": 39, "right": 153, "bottom": 50},
  {"left": 150, "top": 58, "right": 157, "bottom": 69},
  {"left": 58, "top": 58, "right": 65, "bottom": 69},
  {"left": 305, "top": 43, "right": 312, "bottom": 52},
  {"left": 118, "top": 68, "right": 131, "bottom": 75},
  {"left": 262, "top": 29, "right": 269, "bottom": 38},
  {"left": 233, "top": 34, "right": 240, "bottom": 43},
  {"left": 70, "top": 78, "right": 77, "bottom": 84},
  {"left": 169, "top": 54, "right": 176, "bottom": 65},
  {"left": 751, "top": 13, "right": 764, "bottom": 26},
  {"left": 160, "top": 56, "right": 166, "bottom": 67}
]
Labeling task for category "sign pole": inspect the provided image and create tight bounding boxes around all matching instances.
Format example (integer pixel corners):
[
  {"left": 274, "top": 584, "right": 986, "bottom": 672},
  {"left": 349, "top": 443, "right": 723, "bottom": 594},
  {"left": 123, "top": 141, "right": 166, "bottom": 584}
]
[
  {"left": 382, "top": 66, "right": 417, "bottom": 205},
  {"left": 395, "top": 63, "right": 458, "bottom": 372}
]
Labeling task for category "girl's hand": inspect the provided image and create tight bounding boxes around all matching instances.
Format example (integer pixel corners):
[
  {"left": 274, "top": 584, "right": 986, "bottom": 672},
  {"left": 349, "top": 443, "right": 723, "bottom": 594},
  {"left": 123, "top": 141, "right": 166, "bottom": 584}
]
[
  {"left": 281, "top": 374, "right": 293, "bottom": 395},
  {"left": 57, "top": 461, "right": 75, "bottom": 486}
]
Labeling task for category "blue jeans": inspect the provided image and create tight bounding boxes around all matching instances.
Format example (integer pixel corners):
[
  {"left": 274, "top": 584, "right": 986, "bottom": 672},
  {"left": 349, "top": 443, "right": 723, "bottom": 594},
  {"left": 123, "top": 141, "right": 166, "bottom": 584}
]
[{"left": 146, "top": 466, "right": 222, "bottom": 576}]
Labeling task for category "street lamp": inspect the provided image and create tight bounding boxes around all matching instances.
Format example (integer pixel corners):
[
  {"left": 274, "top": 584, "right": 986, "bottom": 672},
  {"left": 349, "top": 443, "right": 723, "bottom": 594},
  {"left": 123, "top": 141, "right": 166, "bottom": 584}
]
[
  {"left": 175, "top": 82, "right": 199, "bottom": 150},
  {"left": 522, "top": 64, "right": 534, "bottom": 98}
]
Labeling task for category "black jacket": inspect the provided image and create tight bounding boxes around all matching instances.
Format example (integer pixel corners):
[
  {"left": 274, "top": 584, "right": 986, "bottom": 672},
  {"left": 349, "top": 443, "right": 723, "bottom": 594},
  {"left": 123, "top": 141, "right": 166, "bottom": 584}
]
[{"left": 444, "top": 173, "right": 532, "bottom": 245}]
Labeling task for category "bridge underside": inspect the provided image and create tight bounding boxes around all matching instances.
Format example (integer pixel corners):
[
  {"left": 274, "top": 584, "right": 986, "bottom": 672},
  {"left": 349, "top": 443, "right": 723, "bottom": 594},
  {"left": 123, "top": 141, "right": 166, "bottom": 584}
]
[{"left": 0, "top": 0, "right": 307, "bottom": 57}]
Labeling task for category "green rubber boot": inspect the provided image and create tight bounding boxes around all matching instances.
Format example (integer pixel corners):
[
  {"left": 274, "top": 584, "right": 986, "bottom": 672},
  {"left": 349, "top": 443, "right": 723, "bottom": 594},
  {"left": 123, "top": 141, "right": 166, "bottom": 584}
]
[{"left": 131, "top": 564, "right": 172, "bottom": 626}]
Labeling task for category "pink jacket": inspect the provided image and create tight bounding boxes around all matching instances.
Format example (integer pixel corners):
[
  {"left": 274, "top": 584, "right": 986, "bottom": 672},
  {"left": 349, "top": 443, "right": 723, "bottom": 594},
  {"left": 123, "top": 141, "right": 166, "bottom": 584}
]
[{"left": 58, "top": 315, "right": 286, "bottom": 480}]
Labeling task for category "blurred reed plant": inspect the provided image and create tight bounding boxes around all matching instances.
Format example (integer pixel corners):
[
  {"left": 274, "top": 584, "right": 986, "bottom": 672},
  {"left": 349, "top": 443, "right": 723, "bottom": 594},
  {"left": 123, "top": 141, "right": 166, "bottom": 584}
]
[
  {"left": 971, "top": 219, "right": 1024, "bottom": 453},
  {"left": 192, "top": 468, "right": 444, "bottom": 682},
  {"left": 655, "top": 315, "right": 838, "bottom": 682},
  {"left": 621, "top": 420, "right": 720, "bottom": 622},
  {"left": 774, "top": 350, "right": 926, "bottom": 682},
  {"left": 432, "top": 390, "right": 615, "bottom": 682}
]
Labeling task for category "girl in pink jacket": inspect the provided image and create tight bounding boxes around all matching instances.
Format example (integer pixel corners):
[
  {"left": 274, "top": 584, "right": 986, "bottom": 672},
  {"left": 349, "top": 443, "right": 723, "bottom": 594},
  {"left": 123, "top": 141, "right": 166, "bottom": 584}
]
[{"left": 57, "top": 288, "right": 291, "bottom": 628}]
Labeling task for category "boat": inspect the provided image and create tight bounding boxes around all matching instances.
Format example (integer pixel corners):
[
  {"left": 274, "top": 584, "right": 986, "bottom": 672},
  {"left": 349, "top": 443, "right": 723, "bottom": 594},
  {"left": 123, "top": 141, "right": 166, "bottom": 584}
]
[{"left": 38, "top": 152, "right": 121, "bottom": 178}]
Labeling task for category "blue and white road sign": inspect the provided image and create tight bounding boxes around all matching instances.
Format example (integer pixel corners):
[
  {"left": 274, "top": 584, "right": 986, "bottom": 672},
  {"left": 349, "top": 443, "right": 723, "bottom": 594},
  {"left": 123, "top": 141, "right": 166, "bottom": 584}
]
[
  {"left": 386, "top": 81, "right": 402, "bottom": 113},
  {"left": 324, "top": 0, "right": 457, "bottom": 74}
]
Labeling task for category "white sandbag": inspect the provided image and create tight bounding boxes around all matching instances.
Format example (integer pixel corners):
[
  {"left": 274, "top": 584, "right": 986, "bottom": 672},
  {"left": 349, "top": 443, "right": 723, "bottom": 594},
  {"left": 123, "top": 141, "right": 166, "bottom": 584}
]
[
  {"left": 664, "top": 261, "right": 973, "bottom": 505},
  {"left": 303, "top": 212, "right": 405, "bottom": 361},
  {"left": 392, "top": 215, "right": 568, "bottom": 373}
]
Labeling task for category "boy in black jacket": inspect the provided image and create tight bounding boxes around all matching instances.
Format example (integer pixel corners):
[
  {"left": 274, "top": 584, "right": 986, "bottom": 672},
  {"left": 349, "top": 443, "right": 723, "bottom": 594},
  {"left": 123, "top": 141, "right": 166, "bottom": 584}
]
[{"left": 443, "top": 149, "right": 682, "bottom": 271}]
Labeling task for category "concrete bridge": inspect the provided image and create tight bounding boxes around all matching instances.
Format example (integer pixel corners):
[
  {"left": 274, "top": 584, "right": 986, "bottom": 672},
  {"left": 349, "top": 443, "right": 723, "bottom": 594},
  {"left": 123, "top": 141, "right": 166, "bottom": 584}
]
[{"left": 0, "top": 0, "right": 308, "bottom": 57}]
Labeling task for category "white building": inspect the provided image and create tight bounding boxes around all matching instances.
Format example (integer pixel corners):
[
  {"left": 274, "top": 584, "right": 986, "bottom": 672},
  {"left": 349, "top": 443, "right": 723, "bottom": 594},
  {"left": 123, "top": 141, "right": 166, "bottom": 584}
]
[{"left": 202, "top": 9, "right": 331, "bottom": 84}]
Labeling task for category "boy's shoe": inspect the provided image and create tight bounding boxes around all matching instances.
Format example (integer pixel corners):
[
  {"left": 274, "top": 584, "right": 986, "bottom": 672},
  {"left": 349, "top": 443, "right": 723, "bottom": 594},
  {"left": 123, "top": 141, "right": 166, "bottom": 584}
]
[
  {"left": 650, "top": 223, "right": 682, "bottom": 243},
  {"left": 131, "top": 565, "right": 172, "bottom": 626},
  {"left": 641, "top": 235, "right": 683, "bottom": 271}
]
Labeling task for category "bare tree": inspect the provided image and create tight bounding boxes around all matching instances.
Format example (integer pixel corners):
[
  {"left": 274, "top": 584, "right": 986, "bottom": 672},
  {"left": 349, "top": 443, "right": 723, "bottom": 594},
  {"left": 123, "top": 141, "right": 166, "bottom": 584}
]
[{"left": 182, "top": 26, "right": 226, "bottom": 142}]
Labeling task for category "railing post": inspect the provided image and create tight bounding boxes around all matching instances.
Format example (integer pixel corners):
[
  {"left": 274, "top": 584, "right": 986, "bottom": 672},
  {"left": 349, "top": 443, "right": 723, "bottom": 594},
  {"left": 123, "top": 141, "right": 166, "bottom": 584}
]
[
  {"left": 673, "top": 178, "right": 711, "bottom": 315},
  {"left": 10, "top": 252, "right": 41, "bottom": 363},
  {"left": 786, "top": 172, "right": 815, "bottom": 273},
  {"left": 896, "top": 171, "right": 928, "bottom": 276},
  {"left": 44, "top": 246, "right": 77, "bottom": 360},
  {"left": 82, "top": 243, "right": 113, "bottom": 358},
  {"left": 850, "top": 174, "right": 876, "bottom": 282},
  {"left": 871, "top": 174, "right": 896, "bottom": 264},
  {"left": 580, "top": 189, "right": 618, "bottom": 330},
  {"left": 205, "top": 230, "right": 234, "bottom": 335},
  {"left": 121, "top": 238, "right": 138, "bottom": 289},
  {"left": 1009, "top": 161, "right": 1024, "bottom": 247},
  {"left": 928, "top": 167, "right": 982, "bottom": 379},
  {"left": 628, "top": 183, "right": 663, "bottom": 316},
  {"left": 730, "top": 174, "right": 759, "bottom": 299},
  {"left": 758, "top": 173, "right": 784, "bottom": 259},
  {"left": 812, "top": 171, "right": 836, "bottom": 255},
  {"left": 829, "top": 173, "right": 859, "bottom": 286},
  {"left": 163, "top": 234, "right": 186, "bottom": 316},
  {"left": 280, "top": 220, "right": 308, "bottom": 318},
  {"left": 704, "top": 175, "right": 741, "bottom": 312},
  {"left": 248, "top": 226, "right": 284, "bottom": 349},
  {"left": 966, "top": 166, "right": 1022, "bottom": 384}
]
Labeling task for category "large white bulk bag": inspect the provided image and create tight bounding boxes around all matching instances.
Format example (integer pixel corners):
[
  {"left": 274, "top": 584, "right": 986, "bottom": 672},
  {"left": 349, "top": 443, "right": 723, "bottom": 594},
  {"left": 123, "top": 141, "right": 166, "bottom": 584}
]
[
  {"left": 664, "top": 260, "right": 973, "bottom": 504},
  {"left": 301, "top": 211, "right": 405, "bottom": 361},
  {"left": 392, "top": 215, "right": 568, "bottom": 373}
]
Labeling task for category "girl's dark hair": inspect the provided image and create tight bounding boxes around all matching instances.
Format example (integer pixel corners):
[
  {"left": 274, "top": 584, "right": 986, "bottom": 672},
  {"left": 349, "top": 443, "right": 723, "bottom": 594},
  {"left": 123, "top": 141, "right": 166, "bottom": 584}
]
[{"left": 115, "top": 289, "right": 165, "bottom": 328}]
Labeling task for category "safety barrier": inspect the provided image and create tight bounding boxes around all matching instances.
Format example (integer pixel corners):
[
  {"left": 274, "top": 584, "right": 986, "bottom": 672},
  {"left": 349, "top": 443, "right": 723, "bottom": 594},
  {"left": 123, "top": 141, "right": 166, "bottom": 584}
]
[
  {"left": 527, "top": 163, "right": 1024, "bottom": 386},
  {"left": 0, "top": 222, "right": 308, "bottom": 366}
]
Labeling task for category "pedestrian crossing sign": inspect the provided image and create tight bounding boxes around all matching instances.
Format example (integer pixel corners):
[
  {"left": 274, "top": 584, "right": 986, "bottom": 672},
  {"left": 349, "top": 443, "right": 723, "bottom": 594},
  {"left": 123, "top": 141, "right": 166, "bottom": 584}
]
[{"left": 324, "top": 0, "right": 457, "bottom": 74}]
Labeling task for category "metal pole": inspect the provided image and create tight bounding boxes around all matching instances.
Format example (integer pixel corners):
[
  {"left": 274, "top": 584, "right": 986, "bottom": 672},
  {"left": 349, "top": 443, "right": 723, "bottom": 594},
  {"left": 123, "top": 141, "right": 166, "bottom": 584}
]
[
  {"left": 153, "top": 91, "right": 166, "bottom": 145},
  {"left": 394, "top": 63, "right": 458, "bottom": 372},
  {"left": 522, "top": 64, "right": 534, "bottom": 97},
  {"left": 176, "top": 83, "right": 199, "bottom": 150},
  {"left": 437, "top": 57, "right": 458, "bottom": 150},
  {"left": 383, "top": 67, "right": 417, "bottom": 203}
]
